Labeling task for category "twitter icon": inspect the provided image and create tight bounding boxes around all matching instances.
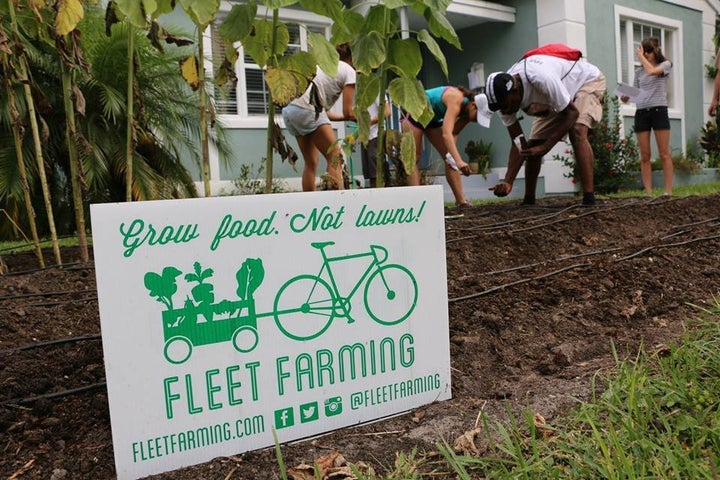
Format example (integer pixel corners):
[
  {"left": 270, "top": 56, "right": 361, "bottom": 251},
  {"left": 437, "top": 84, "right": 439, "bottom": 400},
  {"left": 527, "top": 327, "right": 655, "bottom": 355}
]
[{"left": 300, "top": 401, "right": 319, "bottom": 423}]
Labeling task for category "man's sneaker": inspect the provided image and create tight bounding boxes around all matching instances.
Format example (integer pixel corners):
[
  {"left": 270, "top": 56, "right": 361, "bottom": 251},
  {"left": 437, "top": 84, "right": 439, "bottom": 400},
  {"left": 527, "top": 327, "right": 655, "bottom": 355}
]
[
  {"left": 522, "top": 194, "right": 536, "bottom": 205},
  {"left": 582, "top": 192, "right": 596, "bottom": 206}
]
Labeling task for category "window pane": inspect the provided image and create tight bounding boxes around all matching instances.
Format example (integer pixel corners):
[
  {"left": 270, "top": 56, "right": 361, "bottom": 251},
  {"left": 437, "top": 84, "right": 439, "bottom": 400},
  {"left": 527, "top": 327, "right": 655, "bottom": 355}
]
[
  {"left": 246, "top": 69, "right": 269, "bottom": 114},
  {"left": 620, "top": 20, "right": 629, "bottom": 83}
]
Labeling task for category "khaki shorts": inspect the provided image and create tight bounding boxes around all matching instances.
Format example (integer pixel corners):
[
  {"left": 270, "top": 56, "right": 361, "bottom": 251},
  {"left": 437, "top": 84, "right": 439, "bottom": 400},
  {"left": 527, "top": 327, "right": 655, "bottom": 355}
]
[{"left": 530, "top": 75, "right": 606, "bottom": 140}]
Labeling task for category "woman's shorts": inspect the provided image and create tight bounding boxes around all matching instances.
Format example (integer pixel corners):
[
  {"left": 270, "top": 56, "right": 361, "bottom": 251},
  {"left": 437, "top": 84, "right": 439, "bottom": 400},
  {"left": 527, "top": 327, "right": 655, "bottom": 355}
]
[
  {"left": 634, "top": 106, "right": 670, "bottom": 132},
  {"left": 282, "top": 104, "right": 330, "bottom": 136}
]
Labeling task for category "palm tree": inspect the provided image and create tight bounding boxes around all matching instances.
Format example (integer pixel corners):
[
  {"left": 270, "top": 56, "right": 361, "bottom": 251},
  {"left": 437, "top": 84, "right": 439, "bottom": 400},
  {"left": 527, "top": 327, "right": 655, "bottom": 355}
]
[{"left": 0, "top": 6, "right": 232, "bottom": 240}]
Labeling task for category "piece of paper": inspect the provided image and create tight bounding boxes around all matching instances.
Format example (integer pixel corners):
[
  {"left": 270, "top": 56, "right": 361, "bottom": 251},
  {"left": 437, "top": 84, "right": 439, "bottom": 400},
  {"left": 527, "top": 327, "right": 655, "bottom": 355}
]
[
  {"left": 445, "top": 153, "right": 459, "bottom": 172},
  {"left": 615, "top": 82, "right": 641, "bottom": 100}
]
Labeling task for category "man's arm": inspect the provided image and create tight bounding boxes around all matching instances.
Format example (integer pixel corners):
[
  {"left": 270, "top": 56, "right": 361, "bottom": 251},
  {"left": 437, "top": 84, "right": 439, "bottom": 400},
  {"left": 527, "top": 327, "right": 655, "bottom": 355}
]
[
  {"left": 522, "top": 102, "right": 579, "bottom": 158},
  {"left": 710, "top": 72, "right": 720, "bottom": 117},
  {"left": 489, "top": 121, "right": 525, "bottom": 196}
]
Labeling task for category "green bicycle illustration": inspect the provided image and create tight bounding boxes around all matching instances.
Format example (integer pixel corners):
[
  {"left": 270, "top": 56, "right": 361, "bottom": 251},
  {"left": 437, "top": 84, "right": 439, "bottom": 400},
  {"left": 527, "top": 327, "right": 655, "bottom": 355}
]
[{"left": 272, "top": 241, "right": 418, "bottom": 341}]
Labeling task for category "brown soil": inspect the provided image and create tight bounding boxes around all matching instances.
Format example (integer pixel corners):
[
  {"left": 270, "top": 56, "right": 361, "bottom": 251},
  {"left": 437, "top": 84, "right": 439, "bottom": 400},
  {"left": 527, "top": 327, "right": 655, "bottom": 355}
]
[{"left": 2, "top": 194, "right": 720, "bottom": 479}]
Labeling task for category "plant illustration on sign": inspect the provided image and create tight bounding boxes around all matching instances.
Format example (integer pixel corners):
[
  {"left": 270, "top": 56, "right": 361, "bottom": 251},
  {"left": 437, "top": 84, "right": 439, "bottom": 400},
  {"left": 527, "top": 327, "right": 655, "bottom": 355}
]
[
  {"left": 144, "top": 243, "right": 417, "bottom": 363},
  {"left": 184, "top": 262, "right": 216, "bottom": 322}
]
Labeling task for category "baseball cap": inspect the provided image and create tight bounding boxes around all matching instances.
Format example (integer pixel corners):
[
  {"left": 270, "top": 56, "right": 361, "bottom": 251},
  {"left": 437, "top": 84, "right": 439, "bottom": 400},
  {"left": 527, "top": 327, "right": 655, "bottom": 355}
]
[
  {"left": 485, "top": 72, "right": 514, "bottom": 111},
  {"left": 474, "top": 93, "right": 494, "bottom": 128}
]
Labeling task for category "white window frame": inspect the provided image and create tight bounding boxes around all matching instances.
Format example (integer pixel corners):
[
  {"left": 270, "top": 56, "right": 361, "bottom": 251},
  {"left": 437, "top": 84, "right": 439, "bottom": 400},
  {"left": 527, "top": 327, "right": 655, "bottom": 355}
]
[
  {"left": 614, "top": 5, "right": 684, "bottom": 123},
  {"left": 205, "top": 6, "right": 332, "bottom": 129}
]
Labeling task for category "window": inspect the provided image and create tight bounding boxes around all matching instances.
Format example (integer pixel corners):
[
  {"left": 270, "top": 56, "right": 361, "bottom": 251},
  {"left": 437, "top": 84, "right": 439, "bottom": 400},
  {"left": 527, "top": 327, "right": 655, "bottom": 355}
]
[
  {"left": 209, "top": 16, "right": 328, "bottom": 119},
  {"left": 615, "top": 6, "right": 682, "bottom": 111}
]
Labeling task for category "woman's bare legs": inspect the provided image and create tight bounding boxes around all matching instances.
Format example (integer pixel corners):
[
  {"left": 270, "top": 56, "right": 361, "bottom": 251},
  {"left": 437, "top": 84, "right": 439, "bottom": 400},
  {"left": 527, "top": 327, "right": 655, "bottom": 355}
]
[
  {"left": 296, "top": 123, "right": 344, "bottom": 191},
  {"left": 636, "top": 130, "right": 653, "bottom": 195},
  {"left": 426, "top": 128, "right": 467, "bottom": 205},
  {"left": 654, "top": 129, "right": 673, "bottom": 195}
]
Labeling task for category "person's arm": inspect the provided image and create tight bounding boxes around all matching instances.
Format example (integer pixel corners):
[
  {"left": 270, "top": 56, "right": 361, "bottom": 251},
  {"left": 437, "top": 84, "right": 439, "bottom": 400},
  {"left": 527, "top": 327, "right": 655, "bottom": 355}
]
[
  {"left": 441, "top": 89, "right": 471, "bottom": 176},
  {"left": 327, "top": 84, "right": 356, "bottom": 121},
  {"left": 710, "top": 64, "right": 720, "bottom": 117},
  {"left": 521, "top": 102, "right": 579, "bottom": 158},
  {"left": 490, "top": 121, "right": 525, "bottom": 196},
  {"left": 636, "top": 46, "right": 665, "bottom": 76}
]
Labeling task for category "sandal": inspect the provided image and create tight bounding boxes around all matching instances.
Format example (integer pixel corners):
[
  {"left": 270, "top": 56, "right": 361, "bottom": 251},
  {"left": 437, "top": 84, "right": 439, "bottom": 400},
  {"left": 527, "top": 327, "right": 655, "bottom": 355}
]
[{"left": 456, "top": 201, "right": 472, "bottom": 209}]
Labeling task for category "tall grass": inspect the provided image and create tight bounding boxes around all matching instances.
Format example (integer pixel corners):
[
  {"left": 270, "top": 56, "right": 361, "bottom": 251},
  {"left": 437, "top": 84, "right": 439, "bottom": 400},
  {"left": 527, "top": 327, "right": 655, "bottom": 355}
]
[{"left": 438, "top": 301, "right": 720, "bottom": 479}]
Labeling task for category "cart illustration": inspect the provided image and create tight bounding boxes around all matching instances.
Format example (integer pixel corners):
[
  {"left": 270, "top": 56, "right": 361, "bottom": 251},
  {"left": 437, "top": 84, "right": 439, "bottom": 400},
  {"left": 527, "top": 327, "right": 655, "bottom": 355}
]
[{"left": 144, "top": 242, "right": 418, "bottom": 364}]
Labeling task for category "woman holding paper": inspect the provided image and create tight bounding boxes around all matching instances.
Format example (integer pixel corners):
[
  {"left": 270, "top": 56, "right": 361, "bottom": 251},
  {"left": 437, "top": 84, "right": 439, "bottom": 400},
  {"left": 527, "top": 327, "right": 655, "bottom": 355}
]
[
  {"left": 401, "top": 86, "right": 484, "bottom": 208},
  {"left": 621, "top": 37, "right": 673, "bottom": 196}
]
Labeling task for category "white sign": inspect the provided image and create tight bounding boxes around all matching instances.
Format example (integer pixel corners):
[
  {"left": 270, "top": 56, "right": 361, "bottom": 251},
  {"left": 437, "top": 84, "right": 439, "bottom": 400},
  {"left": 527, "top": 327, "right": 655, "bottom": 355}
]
[{"left": 91, "top": 186, "right": 452, "bottom": 479}]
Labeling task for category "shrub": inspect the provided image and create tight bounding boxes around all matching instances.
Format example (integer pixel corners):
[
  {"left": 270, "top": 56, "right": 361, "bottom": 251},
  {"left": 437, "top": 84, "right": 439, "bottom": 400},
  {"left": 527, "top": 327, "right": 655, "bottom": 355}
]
[
  {"left": 651, "top": 144, "right": 703, "bottom": 173},
  {"left": 464, "top": 140, "right": 493, "bottom": 178},
  {"left": 232, "top": 163, "right": 291, "bottom": 194},
  {"left": 554, "top": 95, "right": 639, "bottom": 194},
  {"left": 699, "top": 121, "right": 720, "bottom": 168}
]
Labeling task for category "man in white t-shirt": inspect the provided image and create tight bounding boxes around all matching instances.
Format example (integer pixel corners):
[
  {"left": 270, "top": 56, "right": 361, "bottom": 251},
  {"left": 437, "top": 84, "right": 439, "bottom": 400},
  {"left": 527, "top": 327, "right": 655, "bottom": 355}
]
[{"left": 480, "top": 53, "right": 606, "bottom": 205}]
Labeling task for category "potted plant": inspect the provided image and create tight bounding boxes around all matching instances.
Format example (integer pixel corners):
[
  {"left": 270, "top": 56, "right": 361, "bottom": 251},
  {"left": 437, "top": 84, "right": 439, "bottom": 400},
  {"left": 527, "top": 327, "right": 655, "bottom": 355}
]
[{"left": 464, "top": 139, "right": 493, "bottom": 178}]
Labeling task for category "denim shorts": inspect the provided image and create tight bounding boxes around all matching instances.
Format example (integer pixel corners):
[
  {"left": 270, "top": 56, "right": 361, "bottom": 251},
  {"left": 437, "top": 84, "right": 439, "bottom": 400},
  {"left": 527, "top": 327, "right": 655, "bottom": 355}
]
[
  {"left": 634, "top": 106, "right": 670, "bottom": 132},
  {"left": 282, "top": 104, "right": 330, "bottom": 136}
]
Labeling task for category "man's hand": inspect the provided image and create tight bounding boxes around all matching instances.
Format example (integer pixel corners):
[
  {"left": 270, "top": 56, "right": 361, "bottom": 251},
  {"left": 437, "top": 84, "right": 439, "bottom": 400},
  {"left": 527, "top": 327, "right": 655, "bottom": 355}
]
[
  {"left": 709, "top": 101, "right": 718, "bottom": 118},
  {"left": 490, "top": 181, "right": 512, "bottom": 197},
  {"left": 519, "top": 144, "right": 550, "bottom": 158},
  {"left": 457, "top": 161, "right": 471, "bottom": 176}
]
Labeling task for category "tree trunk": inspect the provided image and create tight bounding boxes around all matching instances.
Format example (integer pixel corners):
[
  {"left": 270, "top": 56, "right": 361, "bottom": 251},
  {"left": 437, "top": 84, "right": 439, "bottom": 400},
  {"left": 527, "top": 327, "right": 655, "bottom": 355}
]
[
  {"left": 198, "top": 32, "right": 211, "bottom": 197},
  {"left": 60, "top": 62, "right": 89, "bottom": 262},
  {"left": 3, "top": 73, "right": 45, "bottom": 268},
  {"left": 8, "top": 0, "right": 62, "bottom": 265},
  {"left": 125, "top": 25, "right": 135, "bottom": 202},
  {"left": 264, "top": 9, "right": 280, "bottom": 194}
]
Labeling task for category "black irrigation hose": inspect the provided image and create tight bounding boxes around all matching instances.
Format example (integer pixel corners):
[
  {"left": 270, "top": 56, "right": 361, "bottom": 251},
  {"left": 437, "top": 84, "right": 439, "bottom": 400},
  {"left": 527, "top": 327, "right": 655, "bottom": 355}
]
[
  {"left": 614, "top": 233, "right": 720, "bottom": 262},
  {"left": 449, "top": 233, "right": 720, "bottom": 303},
  {"left": 449, "top": 262, "right": 591, "bottom": 303},
  {"left": 1, "top": 382, "right": 107, "bottom": 407},
  {"left": 0, "top": 288, "right": 98, "bottom": 302},
  {"left": 509, "top": 200, "right": 641, "bottom": 233},
  {"left": 447, "top": 200, "right": 643, "bottom": 241},
  {"left": 454, "top": 204, "right": 583, "bottom": 233},
  {"left": 0, "top": 295, "right": 98, "bottom": 309},
  {"left": 1, "top": 334, "right": 102, "bottom": 354},
  {"left": 2, "top": 261, "right": 94, "bottom": 277},
  {"left": 672, "top": 216, "right": 720, "bottom": 230},
  {"left": 0, "top": 235, "right": 82, "bottom": 254}
]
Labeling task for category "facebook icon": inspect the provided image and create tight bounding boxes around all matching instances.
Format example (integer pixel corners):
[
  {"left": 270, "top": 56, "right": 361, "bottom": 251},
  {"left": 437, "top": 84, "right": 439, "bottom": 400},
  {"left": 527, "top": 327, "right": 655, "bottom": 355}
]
[{"left": 274, "top": 407, "right": 295, "bottom": 429}]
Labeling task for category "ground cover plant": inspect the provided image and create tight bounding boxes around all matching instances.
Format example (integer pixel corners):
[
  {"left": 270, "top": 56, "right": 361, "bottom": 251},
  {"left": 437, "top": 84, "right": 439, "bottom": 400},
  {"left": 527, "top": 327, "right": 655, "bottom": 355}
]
[{"left": 1, "top": 191, "right": 720, "bottom": 479}]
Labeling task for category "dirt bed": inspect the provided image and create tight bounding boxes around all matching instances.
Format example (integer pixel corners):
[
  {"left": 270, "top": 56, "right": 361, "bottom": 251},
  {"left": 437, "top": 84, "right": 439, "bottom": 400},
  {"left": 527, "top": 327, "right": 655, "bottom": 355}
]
[{"left": 2, "top": 194, "right": 720, "bottom": 479}]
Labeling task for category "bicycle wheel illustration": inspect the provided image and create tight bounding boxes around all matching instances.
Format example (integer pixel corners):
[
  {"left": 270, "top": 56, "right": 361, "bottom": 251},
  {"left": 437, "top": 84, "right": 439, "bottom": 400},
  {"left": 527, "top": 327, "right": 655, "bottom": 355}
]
[
  {"left": 274, "top": 275, "right": 336, "bottom": 341},
  {"left": 364, "top": 264, "right": 418, "bottom": 325}
]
